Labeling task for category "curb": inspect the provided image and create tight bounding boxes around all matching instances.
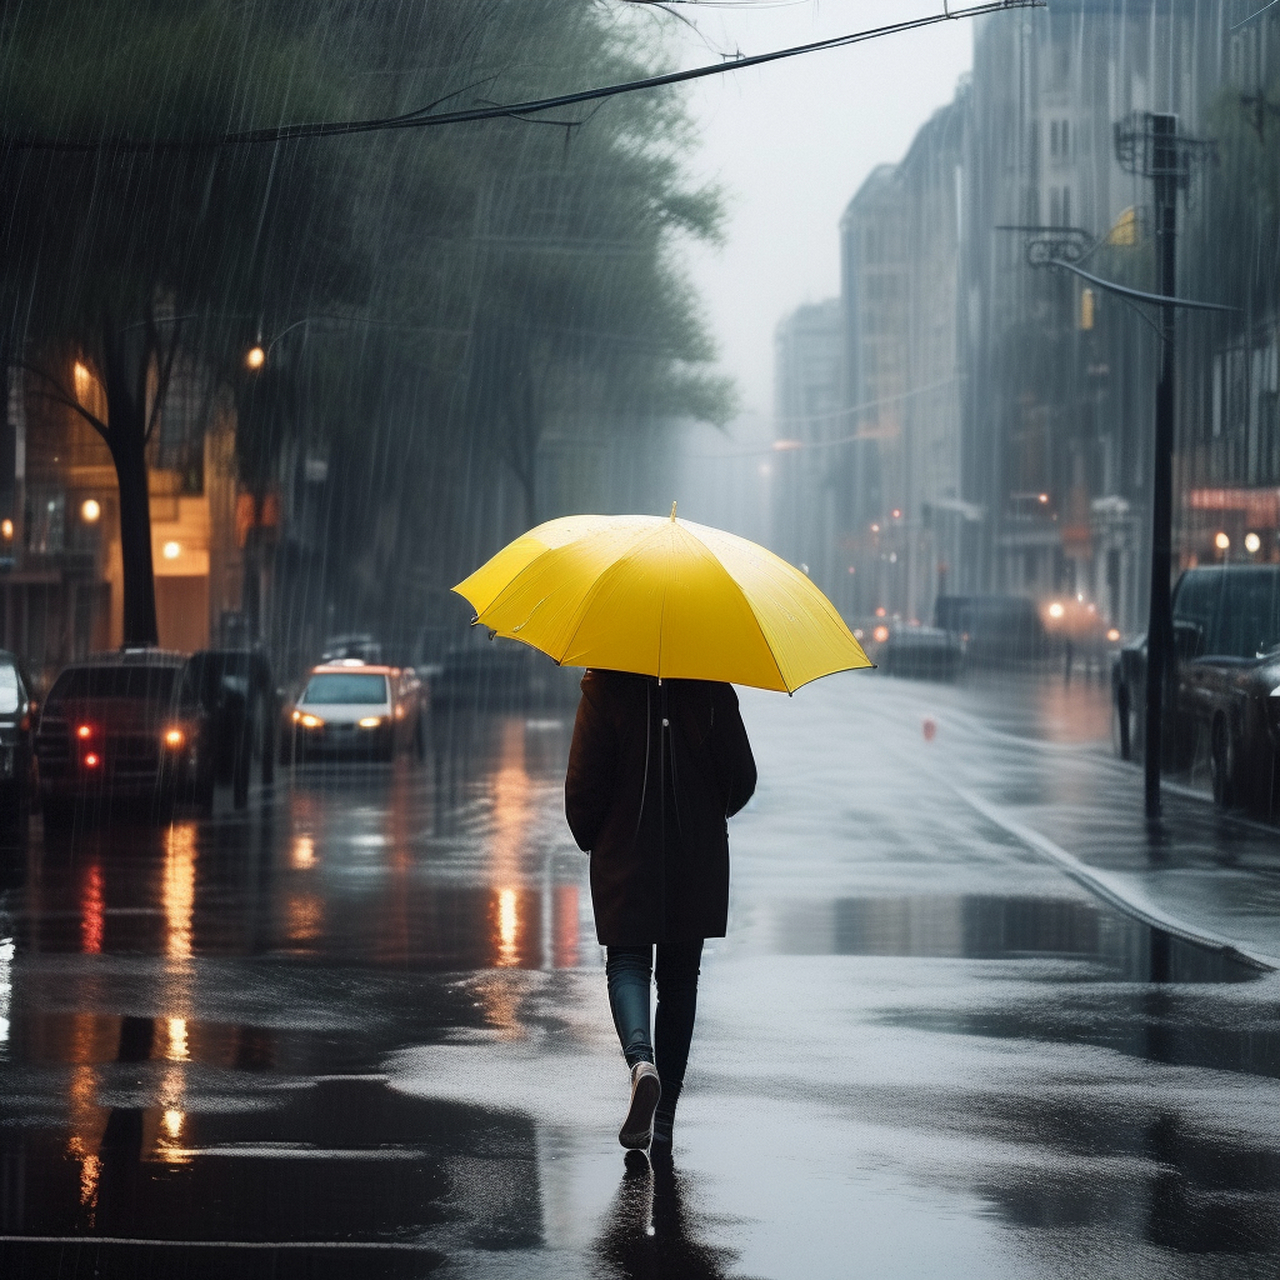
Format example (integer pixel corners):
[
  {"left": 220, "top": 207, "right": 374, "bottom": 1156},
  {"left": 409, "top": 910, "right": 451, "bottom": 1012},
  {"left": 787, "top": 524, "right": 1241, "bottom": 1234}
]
[{"left": 951, "top": 784, "right": 1280, "bottom": 974}]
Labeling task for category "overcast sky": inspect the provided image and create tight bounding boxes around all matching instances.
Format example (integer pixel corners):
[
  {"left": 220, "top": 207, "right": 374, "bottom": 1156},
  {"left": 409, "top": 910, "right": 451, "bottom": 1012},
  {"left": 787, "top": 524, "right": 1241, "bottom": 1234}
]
[{"left": 668, "top": 1, "right": 975, "bottom": 420}]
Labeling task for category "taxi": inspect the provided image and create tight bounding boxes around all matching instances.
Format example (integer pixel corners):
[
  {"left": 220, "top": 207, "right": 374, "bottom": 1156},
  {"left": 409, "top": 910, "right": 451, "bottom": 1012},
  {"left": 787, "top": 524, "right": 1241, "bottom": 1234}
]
[{"left": 287, "top": 660, "right": 423, "bottom": 762}]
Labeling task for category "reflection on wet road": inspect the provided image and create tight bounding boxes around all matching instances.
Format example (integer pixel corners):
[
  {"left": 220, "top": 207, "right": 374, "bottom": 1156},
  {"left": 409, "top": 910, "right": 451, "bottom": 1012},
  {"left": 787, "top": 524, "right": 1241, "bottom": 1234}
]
[{"left": 0, "top": 679, "right": 1277, "bottom": 1278}]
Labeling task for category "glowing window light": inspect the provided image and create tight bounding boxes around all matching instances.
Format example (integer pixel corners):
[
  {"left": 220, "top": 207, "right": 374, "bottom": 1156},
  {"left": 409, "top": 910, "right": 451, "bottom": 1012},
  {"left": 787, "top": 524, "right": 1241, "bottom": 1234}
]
[
  {"left": 80, "top": 498, "right": 101, "bottom": 523},
  {"left": 162, "top": 541, "right": 181, "bottom": 560}
]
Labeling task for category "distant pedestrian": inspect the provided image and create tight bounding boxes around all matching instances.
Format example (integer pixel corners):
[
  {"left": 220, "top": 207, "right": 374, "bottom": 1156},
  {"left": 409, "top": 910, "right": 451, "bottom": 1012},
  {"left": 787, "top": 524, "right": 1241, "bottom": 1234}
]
[{"left": 566, "top": 669, "right": 757, "bottom": 1154}]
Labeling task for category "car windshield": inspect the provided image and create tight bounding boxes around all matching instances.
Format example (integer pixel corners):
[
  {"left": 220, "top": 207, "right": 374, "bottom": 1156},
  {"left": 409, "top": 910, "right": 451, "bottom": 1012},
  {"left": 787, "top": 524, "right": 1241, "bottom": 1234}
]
[
  {"left": 1174, "top": 569, "right": 1280, "bottom": 658},
  {"left": 302, "top": 673, "right": 388, "bottom": 705},
  {"left": 0, "top": 665, "right": 20, "bottom": 714},
  {"left": 47, "top": 666, "right": 180, "bottom": 706}
]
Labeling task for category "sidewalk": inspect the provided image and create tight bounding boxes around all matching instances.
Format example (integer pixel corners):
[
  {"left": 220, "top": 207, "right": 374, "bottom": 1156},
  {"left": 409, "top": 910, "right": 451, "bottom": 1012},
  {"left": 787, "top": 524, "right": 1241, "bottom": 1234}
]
[
  {"left": 747, "top": 670, "right": 1280, "bottom": 967},
  {"left": 871, "top": 672, "right": 1280, "bottom": 970}
]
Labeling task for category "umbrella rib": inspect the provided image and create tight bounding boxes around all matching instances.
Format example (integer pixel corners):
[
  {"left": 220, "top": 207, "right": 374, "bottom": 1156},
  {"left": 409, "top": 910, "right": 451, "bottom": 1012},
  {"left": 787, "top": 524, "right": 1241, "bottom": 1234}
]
[
  {"left": 680, "top": 523, "right": 788, "bottom": 692},
  {"left": 556, "top": 525, "right": 660, "bottom": 669}
]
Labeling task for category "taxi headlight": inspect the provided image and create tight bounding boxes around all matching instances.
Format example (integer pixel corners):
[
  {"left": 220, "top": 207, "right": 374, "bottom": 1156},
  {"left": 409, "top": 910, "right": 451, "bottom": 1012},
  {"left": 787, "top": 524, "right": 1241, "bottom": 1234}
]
[
  {"left": 358, "top": 716, "right": 383, "bottom": 729},
  {"left": 299, "top": 714, "right": 325, "bottom": 729}
]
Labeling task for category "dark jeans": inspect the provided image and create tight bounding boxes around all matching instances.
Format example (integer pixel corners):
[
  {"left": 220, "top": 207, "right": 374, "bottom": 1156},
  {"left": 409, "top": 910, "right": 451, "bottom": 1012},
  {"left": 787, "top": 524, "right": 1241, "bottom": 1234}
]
[{"left": 605, "top": 940, "right": 703, "bottom": 1107}]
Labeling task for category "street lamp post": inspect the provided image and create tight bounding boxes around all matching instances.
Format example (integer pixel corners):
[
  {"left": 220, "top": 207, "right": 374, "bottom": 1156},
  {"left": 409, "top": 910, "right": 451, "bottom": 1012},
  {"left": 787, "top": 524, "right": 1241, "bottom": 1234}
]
[
  {"left": 1114, "top": 113, "right": 1213, "bottom": 819},
  {"left": 1011, "top": 116, "right": 1227, "bottom": 820}
]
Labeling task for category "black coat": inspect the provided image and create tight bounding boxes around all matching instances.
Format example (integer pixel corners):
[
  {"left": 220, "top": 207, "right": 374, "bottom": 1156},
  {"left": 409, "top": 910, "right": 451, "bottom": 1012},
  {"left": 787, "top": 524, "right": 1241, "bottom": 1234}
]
[{"left": 565, "top": 670, "right": 757, "bottom": 945}]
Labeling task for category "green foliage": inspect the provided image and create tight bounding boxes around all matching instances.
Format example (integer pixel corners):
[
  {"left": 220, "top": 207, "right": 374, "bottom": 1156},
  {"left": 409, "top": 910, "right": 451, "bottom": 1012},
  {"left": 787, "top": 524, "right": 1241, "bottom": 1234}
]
[{"left": 1, "top": 0, "right": 733, "bottom": 636}]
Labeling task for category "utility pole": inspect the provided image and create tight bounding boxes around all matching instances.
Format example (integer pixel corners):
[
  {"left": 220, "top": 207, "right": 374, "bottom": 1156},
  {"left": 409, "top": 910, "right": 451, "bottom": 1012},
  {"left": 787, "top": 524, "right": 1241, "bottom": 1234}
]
[{"left": 1114, "top": 113, "right": 1212, "bottom": 819}]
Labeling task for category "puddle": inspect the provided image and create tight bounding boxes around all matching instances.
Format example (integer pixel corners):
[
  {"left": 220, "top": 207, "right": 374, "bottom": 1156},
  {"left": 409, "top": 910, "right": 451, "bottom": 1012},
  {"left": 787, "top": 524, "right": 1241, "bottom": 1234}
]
[
  {"left": 0, "top": 1077, "right": 536, "bottom": 1273},
  {"left": 774, "top": 894, "right": 1263, "bottom": 983}
]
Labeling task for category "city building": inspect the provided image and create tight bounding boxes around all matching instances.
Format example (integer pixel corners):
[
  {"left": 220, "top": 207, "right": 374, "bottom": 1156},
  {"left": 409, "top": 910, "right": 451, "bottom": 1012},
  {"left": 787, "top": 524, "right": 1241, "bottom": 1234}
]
[{"left": 772, "top": 299, "right": 844, "bottom": 596}]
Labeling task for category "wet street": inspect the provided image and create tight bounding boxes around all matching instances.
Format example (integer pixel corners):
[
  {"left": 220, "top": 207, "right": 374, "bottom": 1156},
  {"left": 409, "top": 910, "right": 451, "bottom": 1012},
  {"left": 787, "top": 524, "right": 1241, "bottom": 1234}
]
[{"left": 0, "top": 672, "right": 1278, "bottom": 1279}]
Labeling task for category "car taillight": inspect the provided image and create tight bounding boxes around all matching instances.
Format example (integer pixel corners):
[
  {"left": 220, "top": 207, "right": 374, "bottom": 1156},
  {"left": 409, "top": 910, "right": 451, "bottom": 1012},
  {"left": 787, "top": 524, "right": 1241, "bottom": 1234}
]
[
  {"left": 77, "top": 724, "right": 93, "bottom": 740},
  {"left": 83, "top": 752, "right": 100, "bottom": 769},
  {"left": 163, "top": 727, "right": 185, "bottom": 749}
]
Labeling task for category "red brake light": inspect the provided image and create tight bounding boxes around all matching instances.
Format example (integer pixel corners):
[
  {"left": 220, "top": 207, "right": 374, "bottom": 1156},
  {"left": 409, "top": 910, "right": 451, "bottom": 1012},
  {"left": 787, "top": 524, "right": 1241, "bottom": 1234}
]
[
  {"left": 83, "top": 753, "right": 100, "bottom": 768},
  {"left": 77, "top": 724, "right": 93, "bottom": 739}
]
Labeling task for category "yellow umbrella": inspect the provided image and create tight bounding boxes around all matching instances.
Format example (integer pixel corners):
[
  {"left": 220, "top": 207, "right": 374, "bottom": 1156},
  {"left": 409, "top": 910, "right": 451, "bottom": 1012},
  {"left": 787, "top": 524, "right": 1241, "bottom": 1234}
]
[{"left": 453, "top": 506, "right": 872, "bottom": 693}]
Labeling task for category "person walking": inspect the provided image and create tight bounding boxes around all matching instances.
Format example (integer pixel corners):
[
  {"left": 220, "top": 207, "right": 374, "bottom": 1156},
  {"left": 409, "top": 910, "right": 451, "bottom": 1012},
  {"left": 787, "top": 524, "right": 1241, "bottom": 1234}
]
[{"left": 565, "top": 669, "right": 757, "bottom": 1154}]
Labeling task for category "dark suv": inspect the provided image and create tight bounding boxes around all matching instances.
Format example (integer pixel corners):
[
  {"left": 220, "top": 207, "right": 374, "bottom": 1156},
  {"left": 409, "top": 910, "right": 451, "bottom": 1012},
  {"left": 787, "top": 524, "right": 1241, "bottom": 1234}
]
[
  {"left": 35, "top": 650, "right": 213, "bottom": 824},
  {"left": 1113, "top": 565, "right": 1280, "bottom": 814}
]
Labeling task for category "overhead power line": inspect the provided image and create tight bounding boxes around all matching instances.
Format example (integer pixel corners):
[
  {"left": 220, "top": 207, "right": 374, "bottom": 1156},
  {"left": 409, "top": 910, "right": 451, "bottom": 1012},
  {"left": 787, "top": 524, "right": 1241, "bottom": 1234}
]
[{"left": 2, "top": 1, "right": 1044, "bottom": 153}]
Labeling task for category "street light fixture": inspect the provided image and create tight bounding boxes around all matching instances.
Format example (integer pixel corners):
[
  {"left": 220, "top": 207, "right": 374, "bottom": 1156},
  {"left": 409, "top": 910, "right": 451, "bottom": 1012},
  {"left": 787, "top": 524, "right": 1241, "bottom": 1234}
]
[
  {"left": 162, "top": 541, "right": 181, "bottom": 560},
  {"left": 245, "top": 345, "right": 266, "bottom": 371},
  {"left": 1245, "top": 532, "right": 1261, "bottom": 554}
]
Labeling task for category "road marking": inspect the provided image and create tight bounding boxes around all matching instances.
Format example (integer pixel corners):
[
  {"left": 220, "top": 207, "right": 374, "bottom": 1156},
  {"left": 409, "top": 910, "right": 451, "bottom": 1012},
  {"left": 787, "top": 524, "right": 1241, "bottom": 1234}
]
[{"left": 952, "top": 784, "right": 1280, "bottom": 972}]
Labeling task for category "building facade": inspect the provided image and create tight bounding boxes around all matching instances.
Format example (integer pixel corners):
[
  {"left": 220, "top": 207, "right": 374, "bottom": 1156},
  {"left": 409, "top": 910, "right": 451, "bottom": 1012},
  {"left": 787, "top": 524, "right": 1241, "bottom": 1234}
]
[
  {"left": 772, "top": 299, "right": 845, "bottom": 597},
  {"left": 799, "top": 0, "right": 1278, "bottom": 636}
]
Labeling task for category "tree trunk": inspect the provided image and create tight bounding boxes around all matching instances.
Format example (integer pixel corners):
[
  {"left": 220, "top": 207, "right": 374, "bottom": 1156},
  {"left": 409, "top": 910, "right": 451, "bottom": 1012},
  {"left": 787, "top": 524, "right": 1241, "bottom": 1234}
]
[
  {"left": 108, "top": 423, "right": 159, "bottom": 646},
  {"left": 100, "top": 324, "right": 160, "bottom": 647}
]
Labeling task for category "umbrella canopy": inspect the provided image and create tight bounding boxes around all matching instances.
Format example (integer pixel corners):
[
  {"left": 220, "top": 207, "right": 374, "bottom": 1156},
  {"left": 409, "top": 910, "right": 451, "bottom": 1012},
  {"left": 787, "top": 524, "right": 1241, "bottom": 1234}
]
[{"left": 452, "top": 509, "right": 872, "bottom": 693}]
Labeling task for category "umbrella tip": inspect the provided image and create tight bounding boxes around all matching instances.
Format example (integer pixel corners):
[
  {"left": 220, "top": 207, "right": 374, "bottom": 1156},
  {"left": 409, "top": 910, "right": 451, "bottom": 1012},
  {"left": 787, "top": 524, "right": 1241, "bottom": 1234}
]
[{"left": 670, "top": 501, "right": 677, "bottom": 522}]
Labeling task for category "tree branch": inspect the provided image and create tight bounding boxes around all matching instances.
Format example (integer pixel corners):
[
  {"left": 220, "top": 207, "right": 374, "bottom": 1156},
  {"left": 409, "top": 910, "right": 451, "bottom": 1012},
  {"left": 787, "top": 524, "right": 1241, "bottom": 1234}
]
[
  {"left": 146, "top": 312, "right": 182, "bottom": 444},
  {"left": 16, "top": 359, "right": 109, "bottom": 438}
]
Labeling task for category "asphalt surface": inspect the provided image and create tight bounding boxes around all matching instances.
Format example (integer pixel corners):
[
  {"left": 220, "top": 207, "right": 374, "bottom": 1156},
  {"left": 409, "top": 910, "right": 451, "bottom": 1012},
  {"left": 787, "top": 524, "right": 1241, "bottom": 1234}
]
[{"left": 0, "top": 672, "right": 1277, "bottom": 1279}]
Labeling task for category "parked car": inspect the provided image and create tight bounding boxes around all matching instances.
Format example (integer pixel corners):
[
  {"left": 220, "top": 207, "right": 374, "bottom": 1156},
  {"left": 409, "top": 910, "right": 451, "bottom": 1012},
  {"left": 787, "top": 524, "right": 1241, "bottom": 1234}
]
[
  {"left": 1112, "top": 565, "right": 1280, "bottom": 813},
  {"left": 34, "top": 649, "right": 214, "bottom": 824},
  {"left": 877, "top": 624, "right": 963, "bottom": 681},
  {"left": 430, "top": 639, "right": 577, "bottom": 709},
  {"left": 284, "top": 661, "right": 422, "bottom": 762},
  {"left": 935, "top": 594, "right": 1050, "bottom": 665},
  {"left": 0, "top": 651, "right": 37, "bottom": 835},
  {"left": 187, "top": 648, "right": 276, "bottom": 808}
]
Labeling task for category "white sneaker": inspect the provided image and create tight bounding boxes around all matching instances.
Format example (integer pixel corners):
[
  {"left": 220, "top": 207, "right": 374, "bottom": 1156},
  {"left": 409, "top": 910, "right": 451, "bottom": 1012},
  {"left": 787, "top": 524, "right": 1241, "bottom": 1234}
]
[{"left": 618, "top": 1062, "right": 662, "bottom": 1149}]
